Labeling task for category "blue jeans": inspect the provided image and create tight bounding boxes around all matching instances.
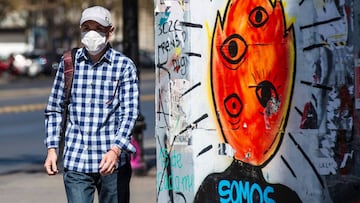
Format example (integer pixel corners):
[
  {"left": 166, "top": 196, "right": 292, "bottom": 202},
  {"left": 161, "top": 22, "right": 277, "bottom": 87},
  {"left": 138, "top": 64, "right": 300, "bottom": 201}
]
[{"left": 63, "top": 160, "right": 132, "bottom": 203}]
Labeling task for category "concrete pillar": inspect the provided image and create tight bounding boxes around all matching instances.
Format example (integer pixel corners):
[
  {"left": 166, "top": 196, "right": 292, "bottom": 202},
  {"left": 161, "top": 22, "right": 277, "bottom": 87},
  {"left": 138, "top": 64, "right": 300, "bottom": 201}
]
[{"left": 155, "top": 0, "right": 360, "bottom": 202}]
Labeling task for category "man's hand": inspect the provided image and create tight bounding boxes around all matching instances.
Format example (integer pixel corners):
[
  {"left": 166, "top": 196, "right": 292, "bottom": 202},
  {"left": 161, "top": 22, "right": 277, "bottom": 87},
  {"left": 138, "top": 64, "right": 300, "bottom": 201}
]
[
  {"left": 44, "top": 148, "right": 58, "bottom": 175},
  {"left": 99, "top": 147, "right": 120, "bottom": 176}
]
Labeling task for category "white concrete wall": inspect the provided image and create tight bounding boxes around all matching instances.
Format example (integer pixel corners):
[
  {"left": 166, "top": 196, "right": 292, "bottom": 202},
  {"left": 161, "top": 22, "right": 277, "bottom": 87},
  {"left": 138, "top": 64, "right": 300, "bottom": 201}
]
[{"left": 155, "top": 0, "right": 360, "bottom": 202}]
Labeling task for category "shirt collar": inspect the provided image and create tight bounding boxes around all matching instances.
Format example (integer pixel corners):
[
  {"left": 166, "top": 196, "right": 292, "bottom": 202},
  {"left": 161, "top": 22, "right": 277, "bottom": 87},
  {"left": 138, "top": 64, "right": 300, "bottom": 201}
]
[{"left": 78, "top": 44, "right": 112, "bottom": 65}]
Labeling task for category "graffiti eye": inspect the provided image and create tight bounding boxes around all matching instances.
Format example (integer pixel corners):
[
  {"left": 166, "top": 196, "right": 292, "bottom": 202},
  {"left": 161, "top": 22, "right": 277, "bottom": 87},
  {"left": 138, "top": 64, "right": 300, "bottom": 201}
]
[
  {"left": 249, "top": 6, "right": 269, "bottom": 28},
  {"left": 220, "top": 34, "right": 247, "bottom": 68},
  {"left": 255, "top": 81, "right": 279, "bottom": 108},
  {"left": 224, "top": 93, "right": 243, "bottom": 118}
]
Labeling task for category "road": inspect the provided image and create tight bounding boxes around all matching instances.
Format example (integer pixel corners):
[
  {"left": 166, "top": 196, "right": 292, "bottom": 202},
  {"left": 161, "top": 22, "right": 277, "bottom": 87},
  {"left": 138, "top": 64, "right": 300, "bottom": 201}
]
[{"left": 0, "top": 69, "right": 156, "bottom": 175}]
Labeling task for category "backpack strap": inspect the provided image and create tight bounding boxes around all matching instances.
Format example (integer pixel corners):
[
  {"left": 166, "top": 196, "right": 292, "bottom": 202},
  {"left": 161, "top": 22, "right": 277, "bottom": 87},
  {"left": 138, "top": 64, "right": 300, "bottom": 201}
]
[
  {"left": 63, "top": 48, "right": 77, "bottom": 103},
  {"left": 58, "top": 48, "right": 77, "bottom": 163}
]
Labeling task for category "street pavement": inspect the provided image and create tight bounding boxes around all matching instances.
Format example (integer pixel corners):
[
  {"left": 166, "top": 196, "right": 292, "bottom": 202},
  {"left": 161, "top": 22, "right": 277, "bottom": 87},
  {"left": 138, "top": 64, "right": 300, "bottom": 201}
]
[
  {"left": 0, "top": 124, "right": 157, "bottom": 203},
  {"left": 0, "top": 167, "right": 156, "bottom": 203},
  {"left": 0, "top": 140, "right": 157, "bottom": 203}
]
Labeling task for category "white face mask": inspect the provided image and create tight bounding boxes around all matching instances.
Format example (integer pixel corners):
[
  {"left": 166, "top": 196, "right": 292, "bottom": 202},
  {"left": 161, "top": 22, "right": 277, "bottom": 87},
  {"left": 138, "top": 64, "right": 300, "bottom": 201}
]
[{"left": 81, "top": 30, "right": 107, "bottom": 55}]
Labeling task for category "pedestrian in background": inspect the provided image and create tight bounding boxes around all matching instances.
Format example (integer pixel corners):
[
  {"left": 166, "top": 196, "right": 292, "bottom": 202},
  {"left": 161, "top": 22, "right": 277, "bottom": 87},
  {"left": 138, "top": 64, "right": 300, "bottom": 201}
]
[{"left": 43, "top": 5, "right": 139, "bottom": 203}]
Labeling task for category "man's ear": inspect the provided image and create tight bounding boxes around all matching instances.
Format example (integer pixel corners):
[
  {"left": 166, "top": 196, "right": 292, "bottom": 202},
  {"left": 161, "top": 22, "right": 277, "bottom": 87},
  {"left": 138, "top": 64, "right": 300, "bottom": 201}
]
[{"left": 108, "top": 26, "right": 115, "bottom": 37}]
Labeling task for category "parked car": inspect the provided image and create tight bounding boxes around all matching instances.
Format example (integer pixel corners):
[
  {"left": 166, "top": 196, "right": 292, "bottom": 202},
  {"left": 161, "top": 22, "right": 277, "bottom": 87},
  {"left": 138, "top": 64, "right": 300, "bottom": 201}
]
[
  {"left": 0, "top": 60, "right": 9, "bottom": 73},
  {"left": 15, "top": 53, "right": 43, "bottom": 77},
  {"left": 23, "top": 49, "right": 62, "bottom": 76},
  {"left": 0, "top": 55, "right": 23, "bottom": 77}
]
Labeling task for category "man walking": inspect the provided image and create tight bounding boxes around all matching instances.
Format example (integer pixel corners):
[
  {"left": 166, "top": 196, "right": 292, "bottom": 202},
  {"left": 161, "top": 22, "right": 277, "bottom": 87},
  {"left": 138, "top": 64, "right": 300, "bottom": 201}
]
[{"left": 44, "top": 6, "right": 139, "bottom": 203}]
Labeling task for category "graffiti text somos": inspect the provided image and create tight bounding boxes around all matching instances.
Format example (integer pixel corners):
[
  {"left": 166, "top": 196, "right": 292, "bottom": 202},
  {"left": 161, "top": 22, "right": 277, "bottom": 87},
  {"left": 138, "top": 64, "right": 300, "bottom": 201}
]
[{"left": 218, "top": 180, "right": 275, "bottom": 203}]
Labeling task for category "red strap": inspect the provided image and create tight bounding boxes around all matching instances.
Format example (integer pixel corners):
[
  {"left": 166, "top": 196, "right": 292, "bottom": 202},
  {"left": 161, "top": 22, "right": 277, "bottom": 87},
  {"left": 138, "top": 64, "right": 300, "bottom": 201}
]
[
  {"left": 58, "top": 49, "right": 75, "bottom": 163},
  {"left": 63, "top": 50, "right": 74, "bottom": 98}
]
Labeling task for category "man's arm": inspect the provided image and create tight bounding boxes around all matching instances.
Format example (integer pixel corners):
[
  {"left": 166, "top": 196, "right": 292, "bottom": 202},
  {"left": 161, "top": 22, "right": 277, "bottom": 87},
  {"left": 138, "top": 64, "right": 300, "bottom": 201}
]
[
  {"left": 99, "top": 60, "right": 139, "bottom": 175},
  {"left": 43, "top": 58, "right": 66, "bottom": 175},
  {"left": 113, "top": 61, "right": 139, "bottom": 153}
]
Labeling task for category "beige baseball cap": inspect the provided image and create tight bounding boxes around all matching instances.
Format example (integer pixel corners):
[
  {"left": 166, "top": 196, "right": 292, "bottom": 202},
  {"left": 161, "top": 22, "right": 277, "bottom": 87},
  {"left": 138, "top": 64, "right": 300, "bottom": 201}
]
[{"left": 80, "top": 6, "right": 112, "bottom": 27}]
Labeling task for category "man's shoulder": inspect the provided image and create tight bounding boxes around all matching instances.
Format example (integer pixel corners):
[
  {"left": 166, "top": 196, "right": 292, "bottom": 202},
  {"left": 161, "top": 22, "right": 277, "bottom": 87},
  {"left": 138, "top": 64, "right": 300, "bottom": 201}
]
[
  {"left": 110, "top": 47, "right": 129, "bottom": 59},
  {"left": 110, "top": 48, "right": 136, "bottom": 66}
]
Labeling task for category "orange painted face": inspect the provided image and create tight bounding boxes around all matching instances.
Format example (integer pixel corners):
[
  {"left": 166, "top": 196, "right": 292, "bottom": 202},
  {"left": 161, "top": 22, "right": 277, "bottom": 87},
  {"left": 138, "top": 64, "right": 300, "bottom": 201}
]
[{"left": 211, "top": 0, "right": 295, "bottom": 166}]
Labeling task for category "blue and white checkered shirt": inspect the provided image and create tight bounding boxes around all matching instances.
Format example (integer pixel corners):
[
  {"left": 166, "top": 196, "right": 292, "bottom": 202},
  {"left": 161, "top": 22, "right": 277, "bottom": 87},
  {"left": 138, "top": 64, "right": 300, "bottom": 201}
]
[{"left": 44, "top": 46, "right": 139, "bottom": 173}]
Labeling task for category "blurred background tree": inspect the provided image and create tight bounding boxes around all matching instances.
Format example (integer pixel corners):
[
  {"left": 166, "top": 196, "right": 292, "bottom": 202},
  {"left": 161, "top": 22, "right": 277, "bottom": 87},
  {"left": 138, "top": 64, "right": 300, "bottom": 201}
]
[{"left": 0, "top": 0, "right": 154, "bottom": 56}]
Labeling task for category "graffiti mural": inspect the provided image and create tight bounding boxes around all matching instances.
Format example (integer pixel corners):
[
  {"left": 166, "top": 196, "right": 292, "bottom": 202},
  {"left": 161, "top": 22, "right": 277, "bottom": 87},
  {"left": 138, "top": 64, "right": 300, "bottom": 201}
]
[
  {"left": 195, "top": 0, "right": 299, "bottom": 202},
  {"left": 210, "top": 0, "right": 295, "bottom": 166},
  {"left": 155, "top": 0, "right": 360, "bottom": 202}
]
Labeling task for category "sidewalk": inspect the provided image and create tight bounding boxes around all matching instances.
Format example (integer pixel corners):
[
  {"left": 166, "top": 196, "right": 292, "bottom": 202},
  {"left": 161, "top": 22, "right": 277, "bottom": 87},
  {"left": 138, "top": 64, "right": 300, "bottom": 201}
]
[
  {"left": 0, "top": 134, "right": 157, "bottom": 203},
  {"left": 0, "top": 166, "right": 156, "bottom": 203}
]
